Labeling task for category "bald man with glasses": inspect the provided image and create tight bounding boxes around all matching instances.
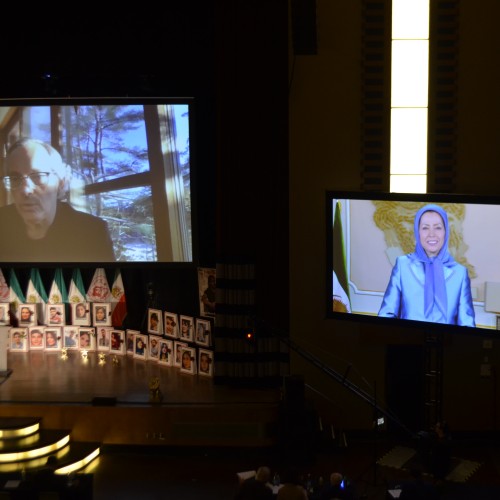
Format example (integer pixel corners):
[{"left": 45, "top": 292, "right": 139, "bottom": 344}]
[{"left": 0, "top": 138, "right": 115, "bottom": 262}]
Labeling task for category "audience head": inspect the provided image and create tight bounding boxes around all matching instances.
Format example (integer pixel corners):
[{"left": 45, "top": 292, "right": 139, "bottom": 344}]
[
  {"left": 330, "top": 472, "right": 343, "bottom": 486},
  {"left": 255, "top": 466, "right": 271, "bottom": 483}
]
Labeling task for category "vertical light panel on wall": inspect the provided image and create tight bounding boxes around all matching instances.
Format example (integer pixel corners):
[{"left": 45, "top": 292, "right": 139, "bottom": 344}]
[{"left": 390, "top": 0, "right": 430, "bottom": 193}]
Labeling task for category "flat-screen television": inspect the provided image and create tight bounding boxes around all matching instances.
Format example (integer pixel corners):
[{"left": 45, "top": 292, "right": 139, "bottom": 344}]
[
  {"left": 0, "top": 97, "right": 194, "bottom": 265},
  {"left": 326, "top": 191, "right": 500, "bottom": 337}
]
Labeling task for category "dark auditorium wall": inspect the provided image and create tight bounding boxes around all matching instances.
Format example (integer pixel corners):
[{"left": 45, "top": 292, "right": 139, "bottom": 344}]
[{"left": 289, "top": 0, "right": 500, "bottom": 433}]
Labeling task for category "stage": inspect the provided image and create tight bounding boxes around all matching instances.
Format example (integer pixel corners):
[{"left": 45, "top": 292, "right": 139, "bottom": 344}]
[{"left": 0, "top": 351, "right": 282, "bottom": 447}]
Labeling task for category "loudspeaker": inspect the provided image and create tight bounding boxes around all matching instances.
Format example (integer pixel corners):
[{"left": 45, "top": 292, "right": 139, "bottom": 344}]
[
  {"left": 91, "top": 396, "right": 117, "bottom": 406},
  {"left": 290, "top": 0, "right": 318, "bottom": 55}
]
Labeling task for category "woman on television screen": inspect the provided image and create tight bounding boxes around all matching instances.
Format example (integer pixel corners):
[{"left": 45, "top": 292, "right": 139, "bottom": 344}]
[{"left": 378, "top": 204, "right": 475, "bottom": 327}]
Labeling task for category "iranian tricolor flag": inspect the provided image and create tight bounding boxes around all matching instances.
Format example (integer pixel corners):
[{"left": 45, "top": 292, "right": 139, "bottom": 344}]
[{"left": 110, "top": 269, "right": 128, "bottom": 327}]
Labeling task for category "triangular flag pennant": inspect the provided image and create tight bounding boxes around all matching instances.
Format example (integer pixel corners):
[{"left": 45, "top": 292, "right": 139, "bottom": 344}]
[
  {"left": 9, "top": 269, "right": 26, "bottom": 313},
  {"left": 48, "top": 269, "right": 68, "bottom": 304},
  {"left": 86, "top": 268, "right": 111, "bottom": 302},
  {"left": 110, "top": 269, "right": 128, "bottom": 327},
  {"left": 26, "top": 268, "right": 48, "bottom": 324},
  {"left": 0, "top": 269, "right": 10, "bottom": 303},
  {"left": 68, "top": 268, "right": 86, "bottom": 304},
  {"left": 332, "top": 200, "right": 351, "bottom": 313}
]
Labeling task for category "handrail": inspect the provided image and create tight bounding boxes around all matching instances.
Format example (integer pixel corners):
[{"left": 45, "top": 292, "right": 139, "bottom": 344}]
[{"left": 255, "top": 319, "right": 417, "bottom": 439}]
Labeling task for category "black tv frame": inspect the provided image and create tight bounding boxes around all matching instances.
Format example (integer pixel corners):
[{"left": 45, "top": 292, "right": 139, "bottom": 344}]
[{"left": 326, "top": 190, "right": 500, "bottom": 338}]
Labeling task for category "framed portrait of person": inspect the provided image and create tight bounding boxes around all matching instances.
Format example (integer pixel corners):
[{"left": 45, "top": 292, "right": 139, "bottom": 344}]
[
  {"left": 194, "top": 318, "right": 211, "bottom": 347},
  {"left": 10, "top": 328, "right": 28, "bottom": 352},
  {"left": 148, "top": 334, "right": 161, "bottom": 362},
  {"left": 79, "top": 327, "right": 96, "bottom": 351},
  {"left": 92, "top": 303, "right": 112, "bottom": 326},
  {"left": 198, "top": 267, "right": 216, "bottom": 318},
  {"left": 46, "top": 304, "right": 65, "bottom": 326},
  {"left": 180, "top": 346, "right": 196, "bottom": 375},
  {"left": 96, "top": 326, "right": 112, "bottom": 351},
  {"left": 29, "top": 327, "right": 45, "bottom": 350},
  {"left": 158, "top": 339, "right": 173, "bottom": 366},
  {"left": 0, "top": 303, "right": 8, "bottom": 326},
  {"left": 71, "top": 302, "right": 91, "bottom": 326},
  {"left": 173, "top": 341, "right": 188, "bottom": 367},
  {"left": 134, "top": 333, "right": 148, "bottom": 360},
  {"left": 164, "top": 312, "right": 179, "bottom": 339},
  {"left": 110, "top": 330, "right": 126, "bottom": 355},
  {"left": 18, "top": 304, "right": 37, "bottom": 327},
  {"left": 198, "top": 349, "right": 214, "bottom": 377},
  {"left": 147, "top": 308, "right": 163, "bottom": 335},
  {"left": 179, "top": 315, "right": 194, "bottom": 342},
  {"left": 63, "top": 326, "right": 80, "bottom": 350},
  {"left": 44, "top": 327, "right": 63, "bottom": 351},
  {"left": 125, "top": 329, "right": 139, "bottom": 356}
]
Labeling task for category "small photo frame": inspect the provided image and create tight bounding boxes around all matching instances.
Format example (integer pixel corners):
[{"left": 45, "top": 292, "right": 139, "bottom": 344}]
[
  {"left": 148, "top": 308, "right": 163, "bottom": 335},
  {"left": 0, "top": 304, "right": 9, "bottom": 326},
  {"left": 173, "top": 341, "right": 188, "bottom": 367},
  {"left": 195, "top": 318, "right": 211, "bottom": 347},
  {"left": 198, "top": 349, "right": 214, "bottom": 377},
  {"left": 180, "top": 346, "right": 196, "bottom": 374},
  {"left": 148, "top": 334, "right": 162, "bottom": 361},
  {"left": 18, "top": 304, "right": 37, "bottom": 327},
  {"left": 164, "top": 312, "right": 179, "bottom": 339},
  {"left": 46, "top": 304, "right": 65, "bottom": 326},
  {"left": 179, "top": 315, "right": 194, "bottom": 342},
  {"left": 125, "top": 330, "right": 139, "bottom": 356},
  {"left": 110, "top": 330, "right": 126, "bottom": 355},
  {"left": 10, "top": 328, "right": 28, "bottom": 352},
  {"left": 158, "top": 339, "right": 173, "bottom": 366},
  {"left": 71, "top": 302, "right": 91, "bottom": 326},
  {"left": 29, "top": 327, "right": 45, "bottom": 350},
  {"left": 134, "top": 333, "right": 148, "bottom": 360},
  {"left": 44, "top": 327, "right": 63, "bottom": 351},
  {"left": 198, "top": 267, "right": 216, "bottom": 317},
  {"left": 92, "top": 303, "right": 112, "bottom": 326},
  {"left": 63, "top": 326, "right": 80, "bottom": 350},
  {"left": 97, "top": 327, "right": 112, "bottom": 351},
  {"left": 79, "top": 327, "right": 96, "bottom": 351}
]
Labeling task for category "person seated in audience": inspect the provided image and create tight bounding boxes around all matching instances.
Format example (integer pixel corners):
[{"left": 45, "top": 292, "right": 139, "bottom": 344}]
[
  {"left": 277, "top": 467, "right": 308, "bottom": 500},
  {"left": 429, "top": 420, "right": 452, "bottom": 481},
  {"left": 235, "top": 465, "right": 273, "bottom": 500},
  {"left": 319, "top": 472, "right": 354, "bottom": 500}
]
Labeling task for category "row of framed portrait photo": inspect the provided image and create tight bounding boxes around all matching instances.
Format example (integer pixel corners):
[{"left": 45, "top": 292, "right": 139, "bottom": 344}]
[
  {"left": 126, "top": 332, "right": 214, "bottom": 376},
  {"left": 2, "top": 302, "right": 114, "bottom": 327},
  {"left": 7, "top": 327, "right": 214, "bottom": 377},
  {"left": 8, "top": 326, "right": 126, "bottom": 354},
  {"left": 147, "top": 308, "right": 212, "bottom": 347}
]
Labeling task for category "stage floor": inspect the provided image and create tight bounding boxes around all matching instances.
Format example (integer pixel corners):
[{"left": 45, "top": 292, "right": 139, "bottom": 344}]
[
  {"left": 0, "top": 351, "right": 282, "bottom": 447},
  {"left": 0, "top": 350, "right": 280, "bottom": 406}
]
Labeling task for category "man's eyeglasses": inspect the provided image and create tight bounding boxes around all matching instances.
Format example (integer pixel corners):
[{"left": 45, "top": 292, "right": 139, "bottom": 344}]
[{"left": 2, "top": 172, "right": 52, "bottom": 190}]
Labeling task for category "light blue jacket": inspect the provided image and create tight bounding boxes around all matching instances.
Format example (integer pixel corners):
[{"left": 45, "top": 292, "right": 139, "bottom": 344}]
[{"left": 378, "top": 255, "right": 476, "bottom": 327}]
